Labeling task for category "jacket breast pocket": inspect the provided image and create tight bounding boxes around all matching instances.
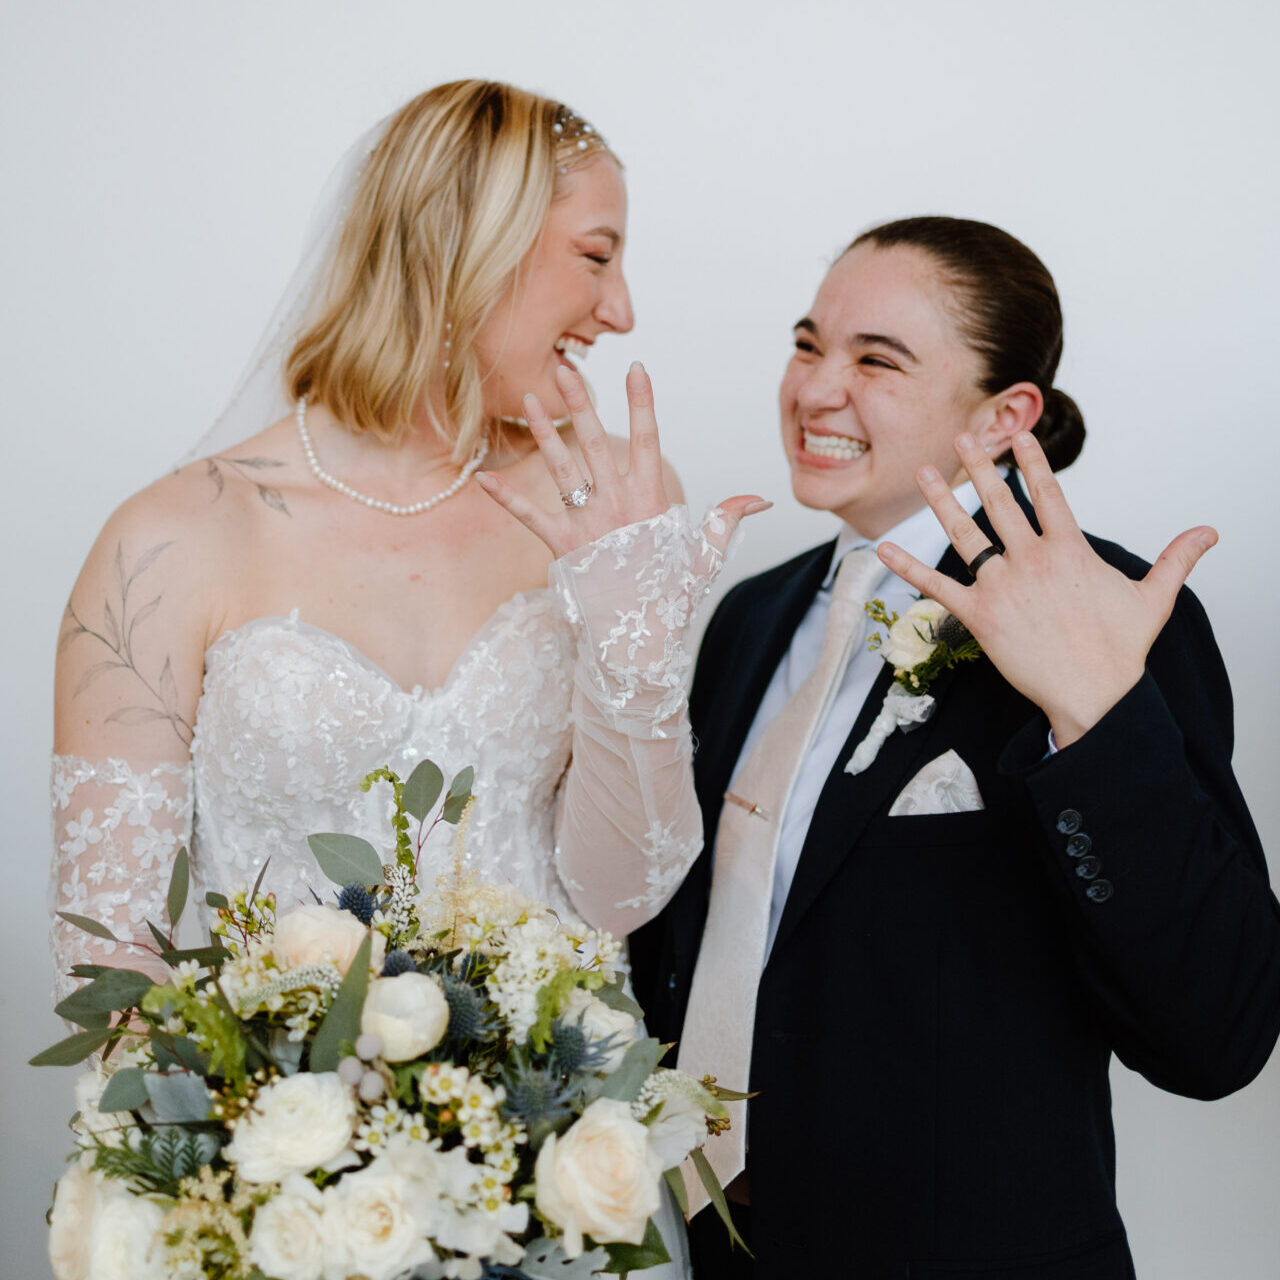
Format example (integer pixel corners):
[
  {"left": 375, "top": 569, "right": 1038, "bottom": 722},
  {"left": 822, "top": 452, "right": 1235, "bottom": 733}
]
[
  {"left": 867, "top": 807, "right": 996, "bottom": 849},
  {"left": 909, "top": 1227, "right": 1133, "bottom": 1279}
]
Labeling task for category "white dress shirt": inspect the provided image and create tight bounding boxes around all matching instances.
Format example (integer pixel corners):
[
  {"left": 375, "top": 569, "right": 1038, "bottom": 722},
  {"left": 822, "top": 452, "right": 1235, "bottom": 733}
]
[{"left": 727, "top": 483, "right": 989, "bottom": 961}]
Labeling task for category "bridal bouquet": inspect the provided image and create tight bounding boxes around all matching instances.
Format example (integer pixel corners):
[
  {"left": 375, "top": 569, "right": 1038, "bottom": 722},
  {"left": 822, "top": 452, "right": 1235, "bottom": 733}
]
[{"left": 36, "top": 762, "right": 741, "bottom": 1280}]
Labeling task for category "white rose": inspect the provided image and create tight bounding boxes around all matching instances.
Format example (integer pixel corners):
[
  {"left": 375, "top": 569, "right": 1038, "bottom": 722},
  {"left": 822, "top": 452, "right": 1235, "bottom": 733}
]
[
  {"left": 224, "top": 1072, "right": 356, "bottom": 1183},
  {"left": 644, "top": 1091, "right": 710, "bottom": 1170},
  {"left": 248, "top": 1176, "right": 327, "bottom": 1280},
  {"left": 563, "top": 988, "right": 640, "bottom": 1073},
  {"left": 882, "top": 598, "right": 949, "bottom": 671},
  {"left": 273, "top": 903, "right": 375, "bottom": 976},
  {"left": 361, "top": 973, "right": 449, "bottom": 1062},
  {"left": 49, "top": 1157, "right": 104, "bottom": 1280},
  {"left": 86, "top": 1184, "right": 166, "bottom": 1280},
  {"left": 326, "top": 1164, "right": 435, "bottom": 1280},
  {"left": 534, "top": 1098, "right": 662, "bottom": 1258},
  {"left": 71, "top": 1069, "right": 129, "bottom": 1149}
]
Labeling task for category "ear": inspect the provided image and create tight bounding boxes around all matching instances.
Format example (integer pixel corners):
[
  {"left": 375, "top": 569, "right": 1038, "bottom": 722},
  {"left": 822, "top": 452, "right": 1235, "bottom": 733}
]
[{"left": 968, "top": 382, "right": 1043, "bottom": 457}]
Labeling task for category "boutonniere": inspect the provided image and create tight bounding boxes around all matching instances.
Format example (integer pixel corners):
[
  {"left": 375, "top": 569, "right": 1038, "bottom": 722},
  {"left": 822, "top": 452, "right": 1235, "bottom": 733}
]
[{"left": 844, "top": 598, "right": 982, "bottom": 776}]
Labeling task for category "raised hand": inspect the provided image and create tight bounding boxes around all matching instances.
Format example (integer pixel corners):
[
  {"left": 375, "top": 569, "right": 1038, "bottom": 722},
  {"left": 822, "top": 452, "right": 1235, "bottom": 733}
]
[
  {"left": 475, "top": 362, "right": 767, "bottom": 557},
  {"left": 877, "top": 430, "right": 1218, "bottom": 748}
]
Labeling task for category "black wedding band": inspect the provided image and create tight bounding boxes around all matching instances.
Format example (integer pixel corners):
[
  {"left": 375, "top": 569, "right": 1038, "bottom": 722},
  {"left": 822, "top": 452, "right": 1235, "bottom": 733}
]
[{"left": 967, "top": 544, "right": 1003, "bottom": 577}]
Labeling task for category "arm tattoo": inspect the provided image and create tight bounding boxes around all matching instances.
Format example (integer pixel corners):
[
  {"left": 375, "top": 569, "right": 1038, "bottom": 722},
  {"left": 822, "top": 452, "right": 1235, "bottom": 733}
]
[
  {"left": 60, "top": 540, "right": 195, "bottom": 747},
  {"left": 206, "top": 455, "right": 290, "bottom": 516}
]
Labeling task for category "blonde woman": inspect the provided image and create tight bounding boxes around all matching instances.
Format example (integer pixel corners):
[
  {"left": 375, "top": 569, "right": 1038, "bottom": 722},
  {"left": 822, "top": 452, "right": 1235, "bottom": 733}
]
[{"left": 50, "top": 81, "right": 759, "bottom": 1078}]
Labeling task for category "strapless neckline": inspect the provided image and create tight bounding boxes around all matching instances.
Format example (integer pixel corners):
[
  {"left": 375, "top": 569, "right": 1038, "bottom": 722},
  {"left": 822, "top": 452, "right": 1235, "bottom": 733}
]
[{"left": 203, "top": 589, "right": 555, "bottom": 702}]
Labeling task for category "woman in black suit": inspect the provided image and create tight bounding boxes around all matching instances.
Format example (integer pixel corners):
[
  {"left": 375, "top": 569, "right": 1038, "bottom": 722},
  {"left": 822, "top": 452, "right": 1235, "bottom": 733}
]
[{"left": 632, "top": 217, "right": 1280, "bottom": 1278}]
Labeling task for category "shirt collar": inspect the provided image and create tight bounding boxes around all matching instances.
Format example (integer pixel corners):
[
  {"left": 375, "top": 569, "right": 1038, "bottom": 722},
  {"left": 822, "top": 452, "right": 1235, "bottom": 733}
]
[{"left": 821, "top": 473, "right": 999, "bottom": 589}]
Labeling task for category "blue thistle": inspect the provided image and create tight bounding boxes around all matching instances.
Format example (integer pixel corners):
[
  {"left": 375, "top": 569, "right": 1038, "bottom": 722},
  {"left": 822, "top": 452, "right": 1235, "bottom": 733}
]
[
  {"left": 337, "top": 882, "right": 377, "bottom": 925},
  {"left": 381, "top": 949, "right": 415, "bottom": 977},
  {"left": 500, "top": 1062, "right": 579, "bottom": 1132},
  {"left": 548, "top": 1019, "right": 623, "bottom": 1077},
  {"left": 442, "top": 972, "right": 500, "bottom": 1043}
]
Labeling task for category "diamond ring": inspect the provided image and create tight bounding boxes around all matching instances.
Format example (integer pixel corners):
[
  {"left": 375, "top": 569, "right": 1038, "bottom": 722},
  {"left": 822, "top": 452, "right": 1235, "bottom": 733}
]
[{"left": 560, "top": 480, "right": 593, "bottom": 509}]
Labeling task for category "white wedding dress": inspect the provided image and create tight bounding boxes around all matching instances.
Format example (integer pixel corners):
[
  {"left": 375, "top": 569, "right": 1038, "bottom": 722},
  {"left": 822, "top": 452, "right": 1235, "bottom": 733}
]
[{"left": 49, "top": 505, "right": 728, "bottom": 1279}]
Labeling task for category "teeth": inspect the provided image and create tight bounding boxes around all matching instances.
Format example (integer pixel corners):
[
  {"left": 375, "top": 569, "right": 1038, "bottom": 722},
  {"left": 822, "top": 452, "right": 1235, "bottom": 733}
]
[
  {"left": 802, "top": 427, "right": 867, "bottom": 460},
  {"left": 555, "top": 336, "right": 591, "bottom": 357}
]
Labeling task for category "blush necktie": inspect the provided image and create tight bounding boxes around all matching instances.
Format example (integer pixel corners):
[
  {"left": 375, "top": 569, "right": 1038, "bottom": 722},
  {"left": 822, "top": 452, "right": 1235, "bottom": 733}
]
[{"left": 676, "top": 546, "right": 883, "bottom": 1216}]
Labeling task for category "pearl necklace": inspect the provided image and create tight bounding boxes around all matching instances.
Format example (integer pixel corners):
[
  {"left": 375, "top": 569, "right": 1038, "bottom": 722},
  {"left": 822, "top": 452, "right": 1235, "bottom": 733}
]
[{"left": 295, "top": 397, "right": 489, "bottom": 517}]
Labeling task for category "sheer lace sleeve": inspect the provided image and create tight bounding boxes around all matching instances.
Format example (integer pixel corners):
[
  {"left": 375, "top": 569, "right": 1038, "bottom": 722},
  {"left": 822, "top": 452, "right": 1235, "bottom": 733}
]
[
  {"left": 549, "top": 505, "right": 736, "bottom": 935},
  {"left": 49, "top": 755, "right": 194, "bottom": 1004}
]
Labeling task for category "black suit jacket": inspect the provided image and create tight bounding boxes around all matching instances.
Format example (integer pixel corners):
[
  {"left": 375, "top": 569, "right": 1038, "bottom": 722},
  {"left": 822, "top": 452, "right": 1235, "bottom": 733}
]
[{"left": 631, "top": 482, "right": 1280, "bottom": 1278}]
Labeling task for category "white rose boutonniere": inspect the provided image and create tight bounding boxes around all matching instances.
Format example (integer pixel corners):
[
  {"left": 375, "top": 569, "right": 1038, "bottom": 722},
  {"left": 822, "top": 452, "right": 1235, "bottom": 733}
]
[{"left": 845, "top": 597, "right": 982, "bottom": 776}]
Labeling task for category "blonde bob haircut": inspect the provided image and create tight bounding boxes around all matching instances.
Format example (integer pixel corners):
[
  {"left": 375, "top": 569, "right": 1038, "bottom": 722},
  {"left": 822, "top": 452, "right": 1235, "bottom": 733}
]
[{"left": 285, "top": 79, "right": 615, "bottom": 461}]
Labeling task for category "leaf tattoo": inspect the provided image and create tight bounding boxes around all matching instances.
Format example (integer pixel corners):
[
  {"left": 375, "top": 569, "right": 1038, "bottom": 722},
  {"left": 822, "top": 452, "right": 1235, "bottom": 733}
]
[
  {"left": 206, "top": 454, "right": 290, "bottom": 517},
  {"left": 61, "top": 540, "right": 195, "bottom": 747}
]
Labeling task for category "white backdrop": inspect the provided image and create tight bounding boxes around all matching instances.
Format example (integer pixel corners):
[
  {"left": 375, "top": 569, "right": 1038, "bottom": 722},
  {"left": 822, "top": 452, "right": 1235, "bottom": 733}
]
[{"left": 3, "top": 2, "right": 1278, "bottom": 1276}]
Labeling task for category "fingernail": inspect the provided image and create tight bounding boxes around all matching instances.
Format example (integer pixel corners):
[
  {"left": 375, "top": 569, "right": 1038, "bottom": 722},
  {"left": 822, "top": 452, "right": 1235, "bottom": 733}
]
[
  {"left": 956, "top": 433, "right": 976, "bottom": 451},
  {"left": 1199, "top": 530, "right": 1217, "bottom": 549},
  {"left": 1016, "top": 431, "right": 1035, "bottom": 446},
  {"left": 629, "top": 360, "right": 645, "bottom": 376},
  {"left": 743, "top": 499, "right": 773, "bottom": 516},
  {"left": 474, "top": 470, "right": 491, "bottom": 485},
  {"left": 523, "top": 393, "right": 538, "bottom": 409},
  {"left": 919, "top": 465, "right": 941, "bottom": 483}
]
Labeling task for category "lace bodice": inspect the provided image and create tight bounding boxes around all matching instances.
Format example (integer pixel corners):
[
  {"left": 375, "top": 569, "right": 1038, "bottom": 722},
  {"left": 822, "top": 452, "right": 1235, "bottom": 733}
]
[{"left": 50, "top": 508, "right": 730, "bottom": 1002}]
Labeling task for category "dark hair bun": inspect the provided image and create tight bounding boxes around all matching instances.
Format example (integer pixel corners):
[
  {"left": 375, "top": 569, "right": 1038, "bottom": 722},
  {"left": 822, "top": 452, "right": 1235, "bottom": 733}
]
[{"left": 1034, "top": 387, "right": 1085, "bottom": 471}]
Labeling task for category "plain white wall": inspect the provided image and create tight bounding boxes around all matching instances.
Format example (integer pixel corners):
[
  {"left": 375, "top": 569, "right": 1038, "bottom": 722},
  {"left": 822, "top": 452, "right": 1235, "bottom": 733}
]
[{"left": 3, "top": 2, "right": 1277, "bottom": 1276}]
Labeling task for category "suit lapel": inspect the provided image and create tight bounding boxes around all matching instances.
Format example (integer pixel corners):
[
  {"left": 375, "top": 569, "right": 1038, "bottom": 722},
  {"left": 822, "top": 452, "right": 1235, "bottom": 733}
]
[{"left": 770, "top": 474, "right": 1036, "bottom": 955}]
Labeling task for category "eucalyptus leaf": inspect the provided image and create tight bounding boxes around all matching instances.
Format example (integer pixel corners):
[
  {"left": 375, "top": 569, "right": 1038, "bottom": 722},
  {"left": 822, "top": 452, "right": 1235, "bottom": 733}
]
[
  {"left": 598, "top": 1037, "right": 662, "bottom": 1103},
  {"left": 69, "top": 964, "right": 112, "bottom": 979},
  {"left": 61, "top": 967, "right": 155, "bottom": 1013},
  {"left": 98, "top": 1067, "right": 149, "bottom": 1112},
  {"left": 147, "top": 920, "right": 171, "bottom": 953},
  {"left": 595, "top": 975, "right": 644, "bottom": 1019},
  {"left": 310, "top": 936, "right": 371, "bottom": 1071},
  {"left": 601, "top": 1218, "right": 673, "bottom": 1273},
  {"left": 441, "top": 766, "right": 475, "bottom": 823},
  {"left": 30, "top": 1027, "right": 114, "bottom": 1067},
  {"left": 153, "top": 1036, "right": 207, "bottom": 1074},
  {"left": 166, "top": 847, "right": 190, "bottom": 929},
  {"left": 518, "top": 1238, "right": 610, "bottom": 1280},
  {"left": 307, "top": 833, "right": 381, "bottom": 887},
  {"left": 53, "top": 989, "right": 111, "bottom": 1031},
  {"left": 664, "top": 1165, "right": 690, "bottom": 1217},
  {"left": 204, "top": 891, "right": 229, "bottom": 911},
  {"left": 403, "top": 759, "right": 444, "bottom": 822},
  {"left": 250, "top": 856, "right": 272, "bottom": 904},
  {"left": 56, "top": 911, "right": 119, "bottom": 942},
  {"left": 144, "top": 1071, "right": 214, "bottom": 1123},
  {"left": 691, "top": 1146, "right": 749, "bottom": 1253},
  {"left": 161, "top": 945, "right": 231, "bottom": 967}
]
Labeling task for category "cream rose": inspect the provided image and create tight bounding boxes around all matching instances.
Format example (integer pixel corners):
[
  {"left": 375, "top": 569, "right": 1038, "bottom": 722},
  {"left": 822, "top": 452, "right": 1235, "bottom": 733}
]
[
  {"left": 562, "top": 988, "right": 640, "bottom": 1073},
  {"left": 534, "top": 1098, "right": 662, "bottom": 1258},
  {"left": 49, "top": 1157, "right": 104, "bottom": 1280},
  {"left": 273, "top": 903, "right": 374, "bottom": 976},
  {"left": 224, "top": 1072, "right": 355, "bottom": 1183},
  {"left": 247, "top": 1176, "right": 327, "bottom": 1280},
  {"left": 327, "top": 1164, "right": 435, "bottom": 1280},
  {"left": 85, "top": 1184, "right": 166, "bottom": 1280},
  {"left": 882, "top": 598, "right": 949, "bottom": 672},
  {"left": 361, "top": 972, "right": 450, "bottom": 1062}
]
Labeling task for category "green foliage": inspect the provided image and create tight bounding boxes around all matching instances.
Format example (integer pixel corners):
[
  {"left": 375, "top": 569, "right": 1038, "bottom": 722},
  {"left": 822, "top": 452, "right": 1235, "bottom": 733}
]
[
  {"left": 142, "top": 983, "right": 247, "bottom": 1088},
  {"left": 91, "top": 1127, "right": 222, "bottom": 1197},
  {"left": 530, "top": 968, "right": 604, "bottom": 1053},
  {"left": 56, "top": 910, "right": 119, "bottom": 942},
  {"left": 56, "top": 968, "right": 155, "bottom": 1030},
  {"left": 99, "top": 1067, "right": 149, "bottom": 1112},
  {"left": 404, "top": 759, "right": 444, "bottom": 822},
  {"left": 663, "top": 1166, "right": 689, "bottom": 1217},
  {"left": 893, "top": 630, "right": 982, "bottom": 694},
  {"left": 167, "top": 847, "right": 190, "bottom": 929},
  {"left": 361, "top": 766, "right": 414, "bottom": 871},
  {"left": 30, "top": 1027, "right": 115, "bottom": 1067},
  {"left": 442, "top": 767, "right": 475, "bottom": 823},
  {"left": 594, "top": 974, "right": 644, "bottom": 1020},
  {"left": 307, "top": 832, "right": 382, "bottom": 887},
  {"left": 600, "top": 1218, "right": 673, "bottom": 1274},
  {"left": 598, "top": 1039, "right": 663, "bottom": 1104},
  {"left": 691, "top": 1147, "right": 750, "bottom": 1254},
  {"left": 310, "top": 936, "right": 371, "bottom": 1071},
  {"left": 205, "top": 890, "right": 229, "bottom": 911}
]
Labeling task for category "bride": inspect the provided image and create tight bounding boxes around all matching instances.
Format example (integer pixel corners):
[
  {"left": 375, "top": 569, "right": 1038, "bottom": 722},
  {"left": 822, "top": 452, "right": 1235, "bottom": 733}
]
[{"left": 49, "top": 78, "right": 761, "bottom": 1275}]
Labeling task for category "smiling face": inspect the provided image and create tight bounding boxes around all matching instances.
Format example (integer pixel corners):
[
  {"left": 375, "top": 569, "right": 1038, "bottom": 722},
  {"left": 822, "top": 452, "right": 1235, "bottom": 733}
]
[
  {"left": 474, "top": 155, "right": 633, "bottom": 419},
  {"left": 780, "top": 242, "right": 1006, "bottom": 538}
]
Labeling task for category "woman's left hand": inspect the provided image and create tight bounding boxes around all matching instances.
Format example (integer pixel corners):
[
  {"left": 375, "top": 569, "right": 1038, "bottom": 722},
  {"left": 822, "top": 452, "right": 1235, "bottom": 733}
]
[
  {"left": 878, "top": 431, "right": 1218, "bottom": 748},
  {"left": 475, "top": 362, "right": 766, "bottom": 557}
]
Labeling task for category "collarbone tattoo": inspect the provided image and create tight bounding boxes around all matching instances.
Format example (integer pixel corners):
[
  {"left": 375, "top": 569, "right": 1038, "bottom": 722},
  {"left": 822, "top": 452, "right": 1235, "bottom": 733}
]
[{"left": 205, "top": 453, "right": 290, "bottom": 516}]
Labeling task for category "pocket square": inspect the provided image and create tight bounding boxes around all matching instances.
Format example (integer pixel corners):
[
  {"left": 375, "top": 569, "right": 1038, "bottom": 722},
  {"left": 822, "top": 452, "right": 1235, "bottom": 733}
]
[{"left": 889, "top": 749, "right": 985, "bottom": 816}]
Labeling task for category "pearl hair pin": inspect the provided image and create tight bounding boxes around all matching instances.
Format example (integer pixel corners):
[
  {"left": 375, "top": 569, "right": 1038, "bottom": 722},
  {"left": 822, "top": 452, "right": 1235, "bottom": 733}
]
[{"left": 295, "top": 397, "right": 488, "bottom": 517}]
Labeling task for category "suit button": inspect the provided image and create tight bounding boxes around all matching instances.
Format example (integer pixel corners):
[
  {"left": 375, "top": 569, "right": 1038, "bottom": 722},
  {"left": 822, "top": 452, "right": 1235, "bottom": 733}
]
[
  {"left": 1056, "top": 808, "right": 1083, "bottom": 835},
  {"left": 1066, "top": 833, "right": 1093, "bottom": 858},
  {"left": 1075, "top": 855, "right": 1102, "bottom": 879},
  {"left": 1086, "top": 879, "right": 1114, "bottom": 903}
]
